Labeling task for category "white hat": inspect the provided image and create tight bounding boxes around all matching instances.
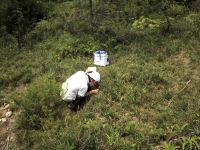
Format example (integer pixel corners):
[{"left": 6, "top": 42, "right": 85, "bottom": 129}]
[{"left": 88, "top": 71, "right": 100, "bottom": 82}]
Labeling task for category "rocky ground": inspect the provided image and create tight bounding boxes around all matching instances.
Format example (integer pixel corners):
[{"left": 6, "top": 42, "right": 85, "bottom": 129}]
[{"left": 0, "top": 104, "right": 16, "bottom": 150}]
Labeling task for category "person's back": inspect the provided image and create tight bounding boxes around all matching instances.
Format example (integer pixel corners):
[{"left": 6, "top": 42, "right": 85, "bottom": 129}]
[{"left": 61, "top": 71, "right": 88, "bottom": 101}]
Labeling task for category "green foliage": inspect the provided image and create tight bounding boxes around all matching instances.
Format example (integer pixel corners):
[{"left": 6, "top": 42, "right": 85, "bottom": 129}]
[
  {"left": 168, "top": 2, "right": 188, "bottom": 16},
  {"left": 181, "top": 136, "right": 200, "bottom": 150},
  {"left": 1, "top": 0, "right": 200, "bottom": 149},
  {"left": 105, "top": 125, "right": 120, "bottom": 146},
  {"left": 15, "top": 74, "right": 60, "bottom": 130},
  {"left": 0, "top": 0, "right": 51, "bottom": 48},
  {"left": 162, "top": 141, "right": 180, "bottom": 150},
  {"left": 125, "top": 121, "right": 135, "bottom": 133},
  {"left": 0, "top": 50, "right": 36, "bottom": 89},
  {"left": 55, "top": 34, "right": 101, "bottom": 57},
  {"left": 132, "top": 16, "right": 163, "bottom": 33}
]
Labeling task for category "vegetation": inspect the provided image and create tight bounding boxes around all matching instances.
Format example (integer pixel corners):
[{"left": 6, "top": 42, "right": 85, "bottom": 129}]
[{"left": 0, "top": 0, "right": 200, "bottom": 149}]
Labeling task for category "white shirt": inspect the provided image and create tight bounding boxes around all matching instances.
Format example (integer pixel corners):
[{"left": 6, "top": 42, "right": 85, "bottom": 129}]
[{"left": 61, "top": 71, "right": 89, "bottom": 101}]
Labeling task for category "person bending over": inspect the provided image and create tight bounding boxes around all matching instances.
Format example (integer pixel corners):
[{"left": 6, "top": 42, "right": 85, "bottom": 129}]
[{"left": 60, "top": 70, "right": 100, "bottom": 110}]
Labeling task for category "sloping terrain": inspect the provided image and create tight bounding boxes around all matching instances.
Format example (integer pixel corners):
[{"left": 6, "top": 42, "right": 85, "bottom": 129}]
[
  {"left": 0, "top": 1, "right": 200, "bottom": 149},
  {"left": 0, "top": 47, "right": 199, "bottom": 149}
]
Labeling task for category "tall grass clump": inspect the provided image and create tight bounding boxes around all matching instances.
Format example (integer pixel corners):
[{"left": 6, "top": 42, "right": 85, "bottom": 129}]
[{"left": 15, "top": 74, "right": 60, "bottom": 130}]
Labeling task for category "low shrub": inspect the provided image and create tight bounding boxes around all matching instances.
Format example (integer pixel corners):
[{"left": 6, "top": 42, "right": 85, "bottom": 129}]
[{"left": 15, "top": 74, "right": 60, "bottom": 130}]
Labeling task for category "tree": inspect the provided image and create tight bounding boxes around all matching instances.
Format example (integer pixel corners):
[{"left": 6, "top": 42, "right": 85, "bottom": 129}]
[
  {"left": 1, "top": 0, "right": 48, "bottom": 48},
  {"left": 89, "top": 0, "right": 93, "bottom": 20}
]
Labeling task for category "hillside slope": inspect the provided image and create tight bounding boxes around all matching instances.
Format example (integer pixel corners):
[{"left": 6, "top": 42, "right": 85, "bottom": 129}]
[
  {"left": 0, "top": 0, "right": 200, "bottom": 149},
  {"left": 1, "top": 45, "right": 199, "bottom": 149}
]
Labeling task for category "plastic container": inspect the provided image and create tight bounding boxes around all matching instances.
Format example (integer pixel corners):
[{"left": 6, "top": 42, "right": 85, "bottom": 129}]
[{"left": 93, "top": 50, "right": 108, "bottom": 66}]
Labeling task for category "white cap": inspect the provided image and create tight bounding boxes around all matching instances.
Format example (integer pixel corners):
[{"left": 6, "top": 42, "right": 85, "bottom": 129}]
[{"left": 88, "top": 71, "right": 100, "bottom": 82}]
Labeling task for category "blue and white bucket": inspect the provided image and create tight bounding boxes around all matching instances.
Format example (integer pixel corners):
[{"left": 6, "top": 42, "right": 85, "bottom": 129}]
[{"left": 93, "top": 50, "right": 109, "bottom": 66}]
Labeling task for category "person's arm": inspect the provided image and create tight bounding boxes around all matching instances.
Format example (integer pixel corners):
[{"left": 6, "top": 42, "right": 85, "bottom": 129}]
[{"left": 78, "top": 86, "right": 98, "bottom": 97}]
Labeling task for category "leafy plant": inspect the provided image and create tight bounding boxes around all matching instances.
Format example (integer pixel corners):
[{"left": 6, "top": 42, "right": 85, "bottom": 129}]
[
  {"left": 132, "top": 16, "right": 163, "bottom": 33},
  {"left": 162, "top": 141, "right": 180, "bottom": 150},
  {"left": 181, "top": 136, "right": 200, "bottom": 150}
]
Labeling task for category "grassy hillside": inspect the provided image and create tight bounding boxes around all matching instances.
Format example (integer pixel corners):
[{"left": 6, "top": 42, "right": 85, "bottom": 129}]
[
  {"left": 0, "top": 1, "right": 200, "bottom": 149},
  {"left": 1, "top": 38, "right": 200, "bottom": 149}
]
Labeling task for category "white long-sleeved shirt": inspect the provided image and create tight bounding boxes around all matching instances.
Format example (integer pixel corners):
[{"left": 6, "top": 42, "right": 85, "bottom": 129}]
[{"left": 61, "top": 71, "right": 89, "bottom": 101}]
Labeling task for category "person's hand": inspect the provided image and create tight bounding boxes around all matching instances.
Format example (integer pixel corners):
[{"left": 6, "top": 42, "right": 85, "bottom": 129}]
[
  {"left": 91, "top": 89, "right": 99, "bottom": 94},
  {"left": 86, "top": 89, "right": 99, "bottom": 96}
]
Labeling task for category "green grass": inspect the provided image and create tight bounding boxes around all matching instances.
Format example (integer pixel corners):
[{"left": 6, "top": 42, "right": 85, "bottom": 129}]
[
  {"left": 1, "top": 34, "right": 199, "bottom": 149},
  {"left": 0, "top": 1, "right": 200, "bottom": 150},
  {"left": 1, "top": 1, "right": 200, "bottom": 148}
]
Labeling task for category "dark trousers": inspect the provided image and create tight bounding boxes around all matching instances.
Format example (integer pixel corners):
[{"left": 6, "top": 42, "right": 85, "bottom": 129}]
[{"left": 69, "top": 96, "right": 88, "bottom": 111}]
